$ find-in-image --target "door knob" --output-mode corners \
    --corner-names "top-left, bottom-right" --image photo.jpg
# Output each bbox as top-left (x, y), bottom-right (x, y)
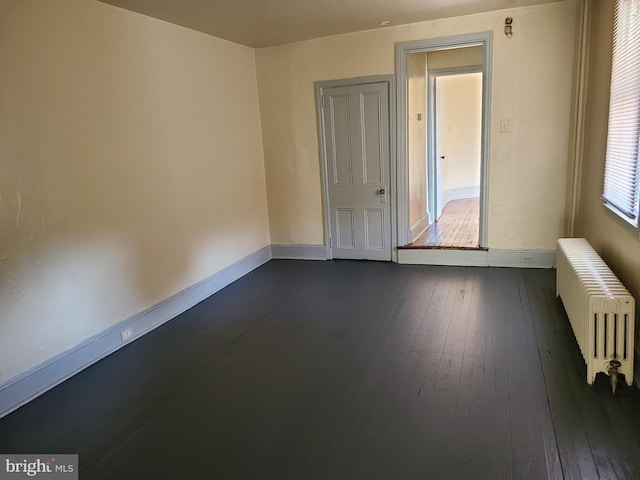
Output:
top-left (379, 188), bottom-right (385, 194)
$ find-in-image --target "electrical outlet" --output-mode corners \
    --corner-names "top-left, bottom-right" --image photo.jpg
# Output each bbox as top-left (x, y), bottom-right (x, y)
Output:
top-left (520, 255), bottom-right (534, 264)
top-left (500, 119), bottom-right (510, 133)
top-left (121, 327), bottom-right (134, 342)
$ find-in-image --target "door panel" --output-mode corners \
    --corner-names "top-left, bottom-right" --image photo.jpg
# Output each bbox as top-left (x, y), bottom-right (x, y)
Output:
top-left (322, 82), bottom-right (391, 261)
top-left (336, 208), bottom-right (355, 249)
top-left (362, 92), bottom-right (384, 185)
top-left (364, 208), bottom-right (385, 250)
top-left (330, 95), bottom-right (354, 185)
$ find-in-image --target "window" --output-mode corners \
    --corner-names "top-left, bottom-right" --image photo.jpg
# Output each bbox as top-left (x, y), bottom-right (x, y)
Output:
top-left (603, 0), bottom-right (640, 228)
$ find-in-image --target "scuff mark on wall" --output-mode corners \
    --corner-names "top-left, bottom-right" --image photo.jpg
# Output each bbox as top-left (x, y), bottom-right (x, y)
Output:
top-left (0, 193), bottom-right (5, 237)
top-left (15, 191), bottom-right (21, 225)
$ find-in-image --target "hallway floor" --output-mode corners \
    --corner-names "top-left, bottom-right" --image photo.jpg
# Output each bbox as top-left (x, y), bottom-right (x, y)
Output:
top-left (405, 196), bottom-right (481, 249)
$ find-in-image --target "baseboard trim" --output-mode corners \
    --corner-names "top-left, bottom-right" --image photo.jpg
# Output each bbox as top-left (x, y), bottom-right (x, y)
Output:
top-left (487, 249), bottom-right (556, 268)
top-left (410, 215), bottom-right (429, 242)
top-left (271, 244), bottom-right (327, 260)
top-left (441, 186), bottom-right (480, 207)
top-left (398, 248), bottom-right (556, 268)
top-left (0, 245), bottom-right (272, 419)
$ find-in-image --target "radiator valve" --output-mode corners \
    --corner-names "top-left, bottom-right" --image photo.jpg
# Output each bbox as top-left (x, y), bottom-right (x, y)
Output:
top-left (608, 360), bottom-right (622, 394)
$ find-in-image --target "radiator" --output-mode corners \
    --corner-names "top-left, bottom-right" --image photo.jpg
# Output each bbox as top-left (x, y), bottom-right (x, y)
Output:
top-left (557, 238), bottom-right (635, 387)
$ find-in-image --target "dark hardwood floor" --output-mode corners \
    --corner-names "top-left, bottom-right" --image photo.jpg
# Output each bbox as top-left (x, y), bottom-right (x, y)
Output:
top-left (1, 260), bottom-right (640, 479)
top-left (405, 197), bottom-right (481, 249)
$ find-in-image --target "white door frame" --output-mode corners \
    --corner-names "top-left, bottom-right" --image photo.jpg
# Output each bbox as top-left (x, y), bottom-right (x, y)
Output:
top-left (428, 66), bottom-right (483, 226)
top-left (315, 75), bottom-right (397, 261)
top-left (395, 33), bottom-right (493, 248)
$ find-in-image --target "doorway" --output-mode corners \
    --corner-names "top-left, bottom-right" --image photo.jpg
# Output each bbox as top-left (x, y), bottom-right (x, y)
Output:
top-left (411, 69), bottom-right (483, 249)
top-left (395, 33), bottom-right (492, 254)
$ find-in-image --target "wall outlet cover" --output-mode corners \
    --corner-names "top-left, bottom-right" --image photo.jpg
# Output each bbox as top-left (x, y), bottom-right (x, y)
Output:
top-left (120, 327), bottom-right (134, 342)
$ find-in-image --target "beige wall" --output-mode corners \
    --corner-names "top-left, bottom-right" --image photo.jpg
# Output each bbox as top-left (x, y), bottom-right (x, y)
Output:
top-left (256, 0), bottom-right (578, 249)
top-left (0, 0), bottom-right (270, 382)
top-left (408, 53), bottom-right (428, 230)
top-left (576, 1), bottom-right (640, 331)
top-left (439, 73), bottom-right (482, 205)
top-left (427, 45), bottom-right (483, 71)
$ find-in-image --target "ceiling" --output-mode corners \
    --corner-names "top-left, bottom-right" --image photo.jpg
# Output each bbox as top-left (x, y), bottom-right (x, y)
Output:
top-left (99, 0), bottom-right (564, 48)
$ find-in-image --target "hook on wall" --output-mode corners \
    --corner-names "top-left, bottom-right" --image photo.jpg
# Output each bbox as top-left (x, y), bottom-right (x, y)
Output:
top-left (505, 17), bottom-right (513, 38)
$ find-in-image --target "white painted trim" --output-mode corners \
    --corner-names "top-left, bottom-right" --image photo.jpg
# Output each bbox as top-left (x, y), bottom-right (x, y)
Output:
top-left (565, 0), bottom-right (591, 237)
top-left (398, 249), bottom-right (488, 266)
top-left (389, 77), bottom-right (398, 263)
top-left (315, 83), bottom-right (335, 261)
top-left (0, 245), bottom-right (272, 419)
top-left (410, 214), bottom-right (430, 242)
top-left (271, 244), bottom-right (327, 260)
top-left (396, 32), bottom-right (493, 248)
top-left (428, 65), bottom-right (483, 76)
top-left (398, 248), bottom-right (556, 268)
top-left (427, 72), bottom-right (441, 223)
top-left (441, 186), bottom-right (480, 207)
top-left (314, 75), bottom-right (397, 262)
top-left (487, 249), bottom-right (556, 268)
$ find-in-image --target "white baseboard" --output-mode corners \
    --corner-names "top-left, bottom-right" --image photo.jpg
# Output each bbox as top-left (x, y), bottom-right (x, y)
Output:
top-left (398, 248), bottom-right (556, 268)
top-left (441, 186), bottom-right (480, 207)
top-left (0, 245), bottom-right (272, 419)
top-left (487, 249), bottom-right (556, 268)
top-left (271, 244), bottom-right (327, 260)
top-left (410, 214), bottom-right (429, 242)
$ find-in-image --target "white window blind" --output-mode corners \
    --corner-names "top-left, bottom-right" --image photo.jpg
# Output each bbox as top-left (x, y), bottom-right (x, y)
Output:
top-left (603, 0), bottom-right (640, 228)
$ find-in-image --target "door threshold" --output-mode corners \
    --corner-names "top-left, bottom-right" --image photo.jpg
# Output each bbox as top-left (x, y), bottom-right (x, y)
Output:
top-left (398, 248), bottom-right (488, 266)
top-left (398, 245), bottom-right (488, 251)
top-left (397, 248), bottom-right (556, 268)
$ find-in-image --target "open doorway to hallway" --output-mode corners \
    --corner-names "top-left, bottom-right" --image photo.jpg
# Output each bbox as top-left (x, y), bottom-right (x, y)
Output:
top-left (402, 45), bottom-right (486, 250)
top-left (409, 69), bottom-right (483, 249)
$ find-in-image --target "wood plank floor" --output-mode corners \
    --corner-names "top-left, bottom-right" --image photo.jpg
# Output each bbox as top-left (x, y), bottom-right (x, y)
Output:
top-left (405, 197), bottom-right (481, 249)
top-left (1, 260), bottom-right (640, 479)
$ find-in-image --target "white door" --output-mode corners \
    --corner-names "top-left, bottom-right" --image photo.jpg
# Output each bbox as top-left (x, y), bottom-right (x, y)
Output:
top-left (427, 75), bottom-right (444, 225)
top-left (433, 79), bottom-right (443, 222)
top-left (321, 82), bottom-right (391, 261)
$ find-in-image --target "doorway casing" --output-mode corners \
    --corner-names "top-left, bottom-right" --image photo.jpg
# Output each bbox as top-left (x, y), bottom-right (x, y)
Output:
top-left (395, 33), bottom-right (493, 249)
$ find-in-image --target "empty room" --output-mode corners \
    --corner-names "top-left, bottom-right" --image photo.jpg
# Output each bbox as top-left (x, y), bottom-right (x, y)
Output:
top-left (1, 0), bottom-right (640, 478)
